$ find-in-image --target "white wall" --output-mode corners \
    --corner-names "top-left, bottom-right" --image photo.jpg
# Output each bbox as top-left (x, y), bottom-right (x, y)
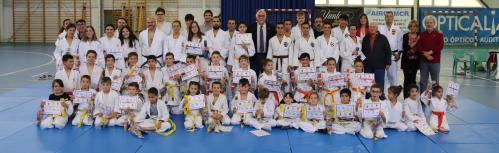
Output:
top-left (1, 0), bottom-right (13, 42)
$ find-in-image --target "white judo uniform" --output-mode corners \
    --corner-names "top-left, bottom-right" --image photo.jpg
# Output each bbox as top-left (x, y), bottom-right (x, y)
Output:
top-left (340, 36), bottom-right (362, 72)
top-left (228, 33), bottom-right (255, 69)
top-left (421, 95), bottom-right (451, 131)
top-left (164, 35), bottom-right (187, 63)
top-left (40, 99), bottom-right (74, 129)
top-left (359, 99), bottom-right (389, 139)
top-left (139, 29), bottom-right (166, 67)
top-left (71, 89), bottom-right (97, 126)
top-left (403, 97), bottom-right (426, 131)
top-left (385, 100), bottom-right (408, 131)
top-left (332, 27), bottom-right (349, 43)
top-left (206, 94), bottom-right (231, 125)
top-left (103, 67), bottom-right (123, 91)
top-left (79, 64), bottom-right (103, 90)
top-left (258, 71), bottom-right (283, 104)
top-left (292, 36), bottom-right (321, 67)
top-left (230, 92), bottom-right (258, 125)
top-left (291, 25), bottom-right (315, 41)
top-left (157, 21), bottom-right (172, 36)
top-left (331, 103), bottom-right (362, 135)
top-left (249, 98), bottom-right (277, 130)
top-left (114, 95), bottom-right (144, 126)
top-left (275, 103), bottom-right (301, 129)
top-left (299, 104), bottom-right (327, 133)
top-left (143, 67), bottom-right (164, 91)
top-left (316, 34), bottom-right (340, 65)
top-left (55, 69), bottom-right (80, 93)
top-left (161, 65), bottom-right (182, 114)
top-left (206, 29), bottom-right (230, 61)
top-left (267, 35), bottom-right (293, 75)
top-left (78, 40), bottom-right (104, 67)
top-left (119, 40), bottom-right (141, 69)
top-left (135, 100), bottom-right (172, 132)
top-left (378, 23), bottom-right (403, 86)
top-left (180, 94), bottom-right (205, 129)
top-left (93, 90), bottom-right (121, 127)
top-left (54, 36), bottom-right (80, 70)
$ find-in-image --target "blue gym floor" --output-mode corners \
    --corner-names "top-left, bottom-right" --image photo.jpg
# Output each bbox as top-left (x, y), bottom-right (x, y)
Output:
top-left (0, 44), bottom-right (498, 153)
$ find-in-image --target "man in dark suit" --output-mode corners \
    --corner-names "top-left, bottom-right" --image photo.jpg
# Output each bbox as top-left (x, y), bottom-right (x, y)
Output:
top-left (362, 23), bottom-right (391, 91)
top-left (248, 9), bottom-right (276, 76)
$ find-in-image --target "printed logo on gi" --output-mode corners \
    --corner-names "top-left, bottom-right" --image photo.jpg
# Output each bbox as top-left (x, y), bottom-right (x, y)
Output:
top-left (283, 42), bottom-right (288, 47)
top-left (310, 42), bottom-right (314, 47)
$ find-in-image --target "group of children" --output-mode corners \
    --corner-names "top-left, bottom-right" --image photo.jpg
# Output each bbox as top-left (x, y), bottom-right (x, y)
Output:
top-left (37, 48), bottom-right (457, 139)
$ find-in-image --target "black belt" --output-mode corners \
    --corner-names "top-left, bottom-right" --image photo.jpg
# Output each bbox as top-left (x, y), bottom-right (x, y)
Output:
top-left (273, 55), bottom-right (289, 70)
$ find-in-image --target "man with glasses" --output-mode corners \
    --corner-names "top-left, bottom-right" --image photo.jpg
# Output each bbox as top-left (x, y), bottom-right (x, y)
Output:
top-left (248, 9), bottom-right (276, 76)
top-left (200, 10), bottom-right (213, 33)
top-left (155, 7), bottom-right (172, 36)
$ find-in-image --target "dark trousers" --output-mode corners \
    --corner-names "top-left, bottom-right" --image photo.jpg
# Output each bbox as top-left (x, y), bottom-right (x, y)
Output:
top-left (250, 53), bottom-right (267, 77)
top-left (402, 68), bottom-right (418, 98)
top-left (364, 66), bottom-right (386, 93)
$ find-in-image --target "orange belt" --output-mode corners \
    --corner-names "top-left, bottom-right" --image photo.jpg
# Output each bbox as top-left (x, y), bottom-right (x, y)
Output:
top-left (270, 91), bottom-right (280, 106)
top-left (432, 111), bottom-right (445, 130)
top-left (296, 88), bottom-right (313, 101)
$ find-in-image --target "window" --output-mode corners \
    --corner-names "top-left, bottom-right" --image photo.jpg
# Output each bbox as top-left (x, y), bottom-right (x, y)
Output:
top-left (434, 0), bottom-right (450, 6)
top-left (398, 0), bottom-right (414, 5)
top-left (451, 0), bottom-right (482, 7)
top-left (348, 0), bottom-right (363, 5)
top-left (381, 0), bottom-right (397, 5)
top-left (364, 0), bottom-right (378, 5)
top-left (329, 0), bottom-right (345, 5)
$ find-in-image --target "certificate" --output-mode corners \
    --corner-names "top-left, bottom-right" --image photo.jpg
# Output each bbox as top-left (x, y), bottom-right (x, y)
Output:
top-left (186, 42), bottom-right (203, 55)
top-left (327, 73), bottom-right (346, 87)
top-left (181, 65), bottom-right (199, 81)
top-left (355, 73), bottom-right (374, 87)
top-left (119, 96), bottom-right (139, 110)
top-left (107, 48), bottom-right (124, 59)
top-left (264, 80), bottom-right (280, 91)
top-left (445, 80), bottom-right (460, 97)
top-left (43, 100), bottom-right (62, 115)
top-left (362, 103), bottom-right (381, 119)
top-left (207, 66), bottom-right (224, 79)
top-left (235, 33), bottom-right (253, 45)
top-left (283, 104), bottom-right (301, 118)
top-left (306, 106), bottom-right (324, 120)
top-left (336, 104), bottom-right (355, 119)
top-left (236, 100), bottom-right (254, 113)
top-left (188, 94), bottom-right (205, 110)
top-left (232, 70), bottom-right (252, 84)
top-left (296, 67), bottom-right (317, 81)
top-left (74, 90), bottom-right (93, 104)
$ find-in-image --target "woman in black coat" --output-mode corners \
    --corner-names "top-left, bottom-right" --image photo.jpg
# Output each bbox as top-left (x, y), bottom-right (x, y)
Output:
top-left (401, 20), bottom-right (420, 98)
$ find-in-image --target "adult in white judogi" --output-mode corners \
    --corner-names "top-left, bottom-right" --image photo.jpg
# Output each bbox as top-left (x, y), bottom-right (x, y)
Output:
top-left (333, 14), bottom-right (350, 43)
top-left (54, 30), bottom-right (80, 70)
top-left (378, 11), bottom-right (403, 86)
top-left (206, 17), bottom-right (230, 61)
top-left (292, 24), bottom-right (320, 67)
top-left (135, 99), bottom-right (172, 132)
top-left (291, 12), bottom-right (315, 40)
top-left (267, 23), bottom-right (293, 75)
top-left (340, 26), bottom-right (362, 72)
top-left (316, 23), bottom-right (340, 65)
top-left (139, 17), bottom-right (166, 67)
top-left (165, 21), bottom-right (187, 63)
top-left (78, 26), bottom-right (103, 67)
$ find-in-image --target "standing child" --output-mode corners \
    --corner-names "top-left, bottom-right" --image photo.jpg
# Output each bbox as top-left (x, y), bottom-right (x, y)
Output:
top-left (319, 58), bottom-right (341, 128)
top-left (181, 55), bottom-right (203, 94)
top-left (403, 84), bottom-right (426, 131)
top-left (230, 78), bottom-right (258, 126)
top-left (94, 77), bottom-right (120, 127)
top-left (331, 88), bottom-right (362, 135)
top-left (228, 22), bottom-right (255, 70)
top-left (38, 79), bottom-right (73, 129)
top-left (258, 59), bottom-right (284, 106)
top-left (55, 54), bottom-right (80, 93)
top-left (161, 52), bottom-right (183, 114)
top-left (298, 92), bottom-right (326, 133)
top-left (143, 55), bottom-right (164, 91)
top-left (135, 87), bottom-right (172, 133)
top-left (103, 54), bottom-right (123, 92)
top-left (348, 59), bottom-right (367, 104)
top-left (71, 75), bottom-right (97, 126)
top-left (122, 52), bottom-right (145, 93)
top-left (275, 93), bottom-right (301, 129)
top-left (206, 82), bottom-right (231, 132)
top-left (249, 88), bottom-right (277, 131)
top-left (205, 51), bottom-right (229, 92)
top-left (180, 81), bottom-right (205, 130)
top-left (291, 53), bottom-right (317, 103)
top-left (231, 55), bottom-right (257, 93)
top-left (385, 86), bottom-right (408, 131)
top-left (421, 84), bottom-right (455, 132)
top-left (359, 84), bottom-right (389, 139)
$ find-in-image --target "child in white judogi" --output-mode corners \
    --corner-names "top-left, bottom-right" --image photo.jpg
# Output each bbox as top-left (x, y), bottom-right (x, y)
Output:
top-left (122, 53), bottom-right (144, 88)
top-left (38, 79), bottom-right (74, 129)
top-left (421, 84), bottom-right (456, 132)
top-left (231, 55), bottom-right (258, 94)
top-left (103, 54), bottom-right (123, 92)
top-left (71, 75), bottom-right (97, 126)
top-left (161, 53), bottom-right (182, 114)
top-left (316, 23), bottom-right (340, 65)
top-left (291, 53), bottom-right (316, 103)
top-left (319, 58), bottom-right (342, 133)
top-left (204, 51), bottom-right (229, 93)
top-left (55, 54), bottom-right (80, 93)
top-left (164, 21), bottom-right (187, 63)
top-left (258, 59), bottom-right (284, 106)
top-left (291, 23), bottom-right (321, 67)
top-left (348, 59), bottom-right (368, 104)
top-left (180, 82), bottom-right (205, 130)
top-left (331, 88), bottom-right (361, 135)
top-left (181, 55), bottom-right (203, 94)
top-left (93, 77), bottom-right (120, 127)
top-left (275, 93), bottom-right (301, 129)
top-left (206, 82), bottom-right (231, 132)
top-left (385, 86), bottom-right (408, 131)
top-left (298, 93), bottom-right (326, 133)
top-left (143, 55), bottom-right (164, 91)
top-left (359, 84), bottom-right (389, 139)
top-left (249, 88), bottom-right (277, 131)
top-left (340, 26), bottom-right (362, 72)
top-left (79, 50), bottom-right (103, 90)
top-left (54, 24), bottom-right (79, 70)
top-left (267, 22), bottom-right (293, 76)
top-left (230, 78), bottom-right (258, 126)
top-left (228, 23), bottom-right (255, 70)
top-left (403, 85), bottom-right (426, 131)
top-left (135, 87), bottom-right (171, 132)
top-left (114, 83), bottom-right (144, 127)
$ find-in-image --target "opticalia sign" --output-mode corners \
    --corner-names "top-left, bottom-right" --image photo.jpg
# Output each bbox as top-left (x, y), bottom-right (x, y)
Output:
top-left (419, 8), bottom-right (499, 45)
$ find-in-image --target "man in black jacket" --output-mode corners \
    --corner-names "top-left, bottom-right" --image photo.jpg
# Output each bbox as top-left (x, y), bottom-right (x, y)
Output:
top-left (362, 23), bottom-right (391, 91)
top-left (248, 9), bottom-right (276, 76)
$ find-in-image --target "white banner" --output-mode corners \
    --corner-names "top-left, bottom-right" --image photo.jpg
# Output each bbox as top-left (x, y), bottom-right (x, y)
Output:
top-left (364, 8), bottom-right (412, 33)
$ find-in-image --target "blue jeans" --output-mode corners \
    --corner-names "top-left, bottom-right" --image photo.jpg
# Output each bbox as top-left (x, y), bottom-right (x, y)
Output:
top-left (419, 61), bottom-right (440, 91)
top-left (364, 66), bottom-right (386, 92)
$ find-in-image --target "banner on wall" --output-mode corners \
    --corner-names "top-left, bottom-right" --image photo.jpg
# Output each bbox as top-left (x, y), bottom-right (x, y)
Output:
top-left (419, 8), bottom-right (499, 46)
top-left (314, 7), bottom-right (363, 27)
top-left (364, 8), bottom-right (412, 33)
